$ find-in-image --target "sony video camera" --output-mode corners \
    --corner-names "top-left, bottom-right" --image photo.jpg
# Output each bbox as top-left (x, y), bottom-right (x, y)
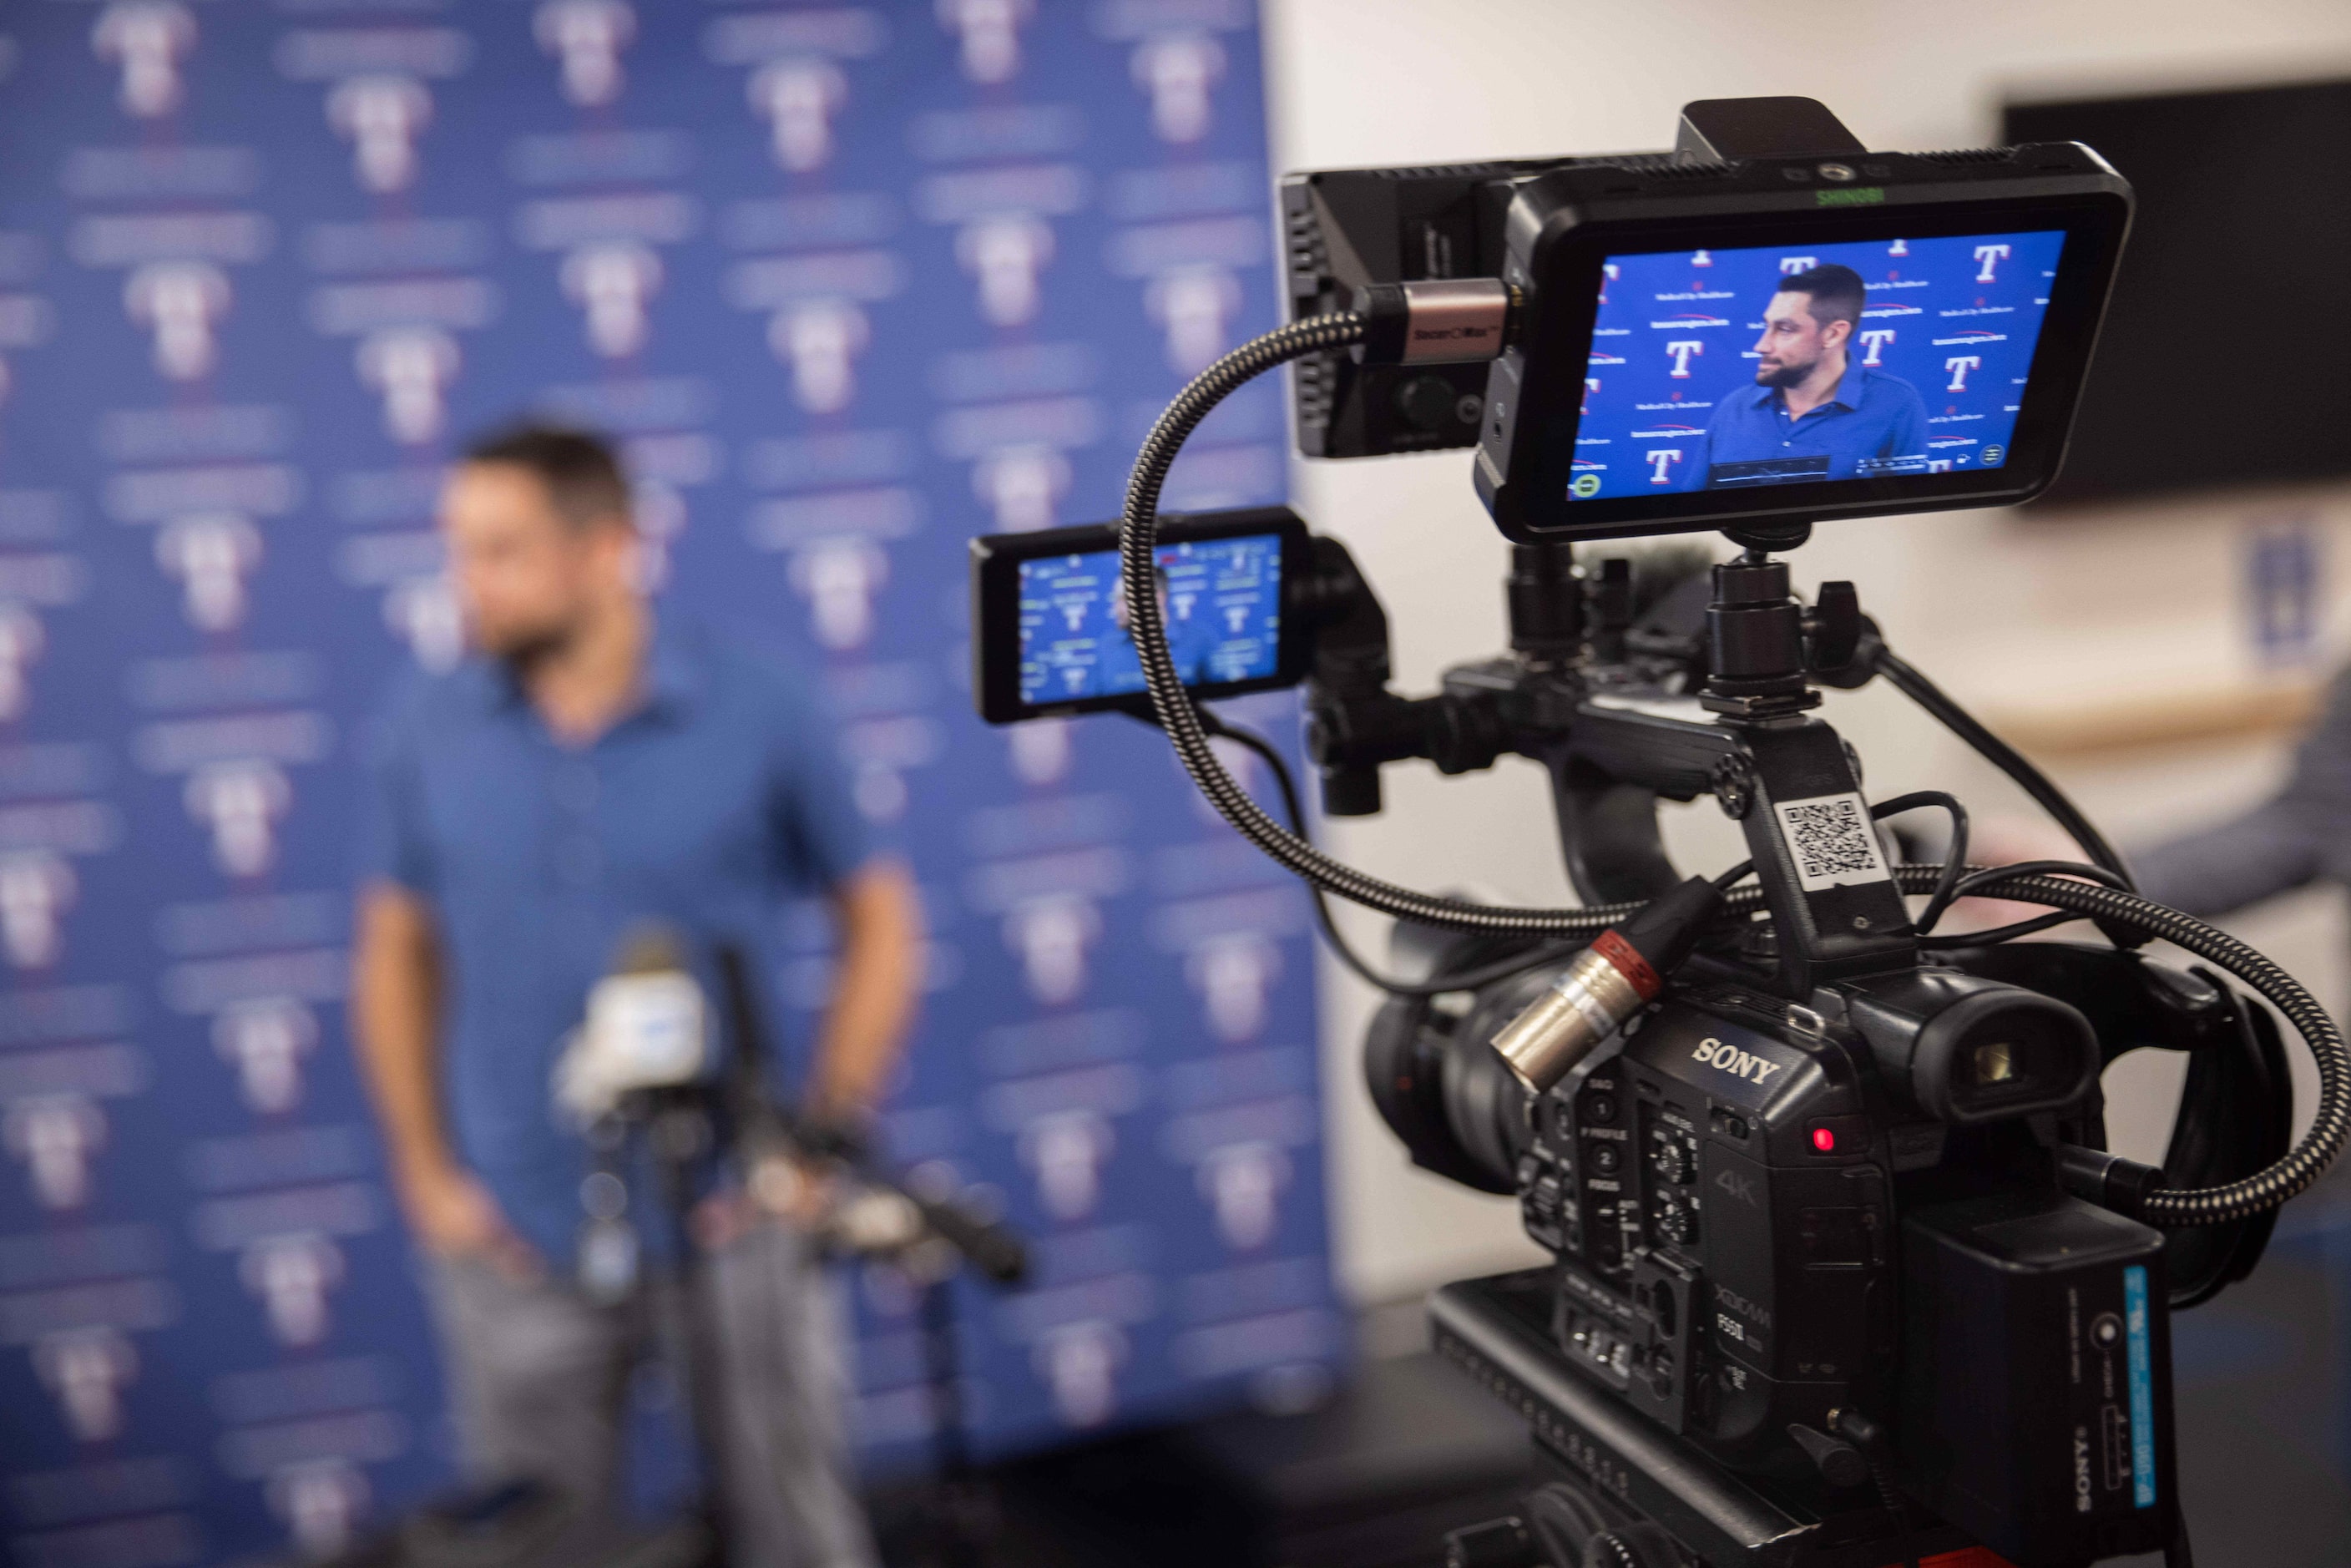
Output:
top-left (968, 99), bottom-right (2345, 1568)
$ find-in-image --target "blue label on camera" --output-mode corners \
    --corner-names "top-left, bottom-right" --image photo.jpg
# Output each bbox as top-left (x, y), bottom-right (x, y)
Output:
top-left (2125, 1264), bottom-right (2157, 1507)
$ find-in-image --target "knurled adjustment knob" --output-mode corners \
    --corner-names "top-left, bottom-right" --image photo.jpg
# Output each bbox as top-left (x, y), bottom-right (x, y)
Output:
top-left (1651, 1138), bottom-right (1696, 1185)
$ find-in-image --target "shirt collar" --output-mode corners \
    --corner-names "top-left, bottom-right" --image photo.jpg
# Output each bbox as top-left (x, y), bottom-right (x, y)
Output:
top-left (1754, 356), bottom-right (1868, 416)
top-left (466, 615), bottom-right (704, 724)
top-left (1828, 353), bottom-right (1868, 410)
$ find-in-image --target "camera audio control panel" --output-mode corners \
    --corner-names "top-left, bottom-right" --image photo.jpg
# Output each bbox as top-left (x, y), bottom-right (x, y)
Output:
top-left (1517, 993), bottom-right (1893, 1455)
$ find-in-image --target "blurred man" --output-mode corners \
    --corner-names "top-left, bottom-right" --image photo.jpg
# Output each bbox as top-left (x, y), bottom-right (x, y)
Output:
top-left (1692, 263), bottom-right (1929, 488)
top-left (351, 425), bottom-right (920, 1568)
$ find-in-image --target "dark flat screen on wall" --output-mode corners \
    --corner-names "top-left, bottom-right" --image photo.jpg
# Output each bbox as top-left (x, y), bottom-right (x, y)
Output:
top-left (2005, 80), bottom-right (2351, 506)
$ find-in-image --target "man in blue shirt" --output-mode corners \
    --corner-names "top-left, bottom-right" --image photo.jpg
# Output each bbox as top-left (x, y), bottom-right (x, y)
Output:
top-left (351, 426), bottom-right (920, 1568)
top-left (1687, 263), bottom-right (1929, 489)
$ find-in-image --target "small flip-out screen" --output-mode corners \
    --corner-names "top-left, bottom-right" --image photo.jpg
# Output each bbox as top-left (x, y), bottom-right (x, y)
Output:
top-left (1568, 230), bottom-right (2066, 501)
top-left (1016, 532), bottom-right (1284, 707)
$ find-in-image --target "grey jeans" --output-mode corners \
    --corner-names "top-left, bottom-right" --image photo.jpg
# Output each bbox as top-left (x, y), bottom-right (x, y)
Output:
top-left (424, 1223), bottom-right (877, 1568)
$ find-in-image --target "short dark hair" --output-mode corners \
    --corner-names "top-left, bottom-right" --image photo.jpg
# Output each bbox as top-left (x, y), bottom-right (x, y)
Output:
top-left (461, 422), bottom-right (632, 530)
top-left (1774, 263), bottom-right (1867, 331)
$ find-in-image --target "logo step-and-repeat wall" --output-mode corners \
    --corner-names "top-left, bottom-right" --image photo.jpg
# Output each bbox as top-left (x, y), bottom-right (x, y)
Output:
top-left (0, 4), bottom-right (1340, 1564)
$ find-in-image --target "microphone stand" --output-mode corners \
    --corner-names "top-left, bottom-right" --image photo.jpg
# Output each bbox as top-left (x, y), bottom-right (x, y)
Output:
top-left (919, 1274), bottom-right (981, 1568)
top-left (601, 1080), bottom-right (733, 1568)
top-left (711, 946), bottom-right (1029, 1568)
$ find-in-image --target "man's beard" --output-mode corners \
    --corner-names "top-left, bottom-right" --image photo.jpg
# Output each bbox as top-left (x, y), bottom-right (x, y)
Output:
top-left (483, 617), bottom-right (579, 674)
top-left (1756, 355), bottom-right (1817, 389)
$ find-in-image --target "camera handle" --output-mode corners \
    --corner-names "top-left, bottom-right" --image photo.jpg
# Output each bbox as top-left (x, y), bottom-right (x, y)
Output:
top-left (1307, 531), bottom-right (1918, 997)
top-left (1701, 546), bottom-right (1919, 994)
top-left (1562, 544), bottom-right (1917, 996)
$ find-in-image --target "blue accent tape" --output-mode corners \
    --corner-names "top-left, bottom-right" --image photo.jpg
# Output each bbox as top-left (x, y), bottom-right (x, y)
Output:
top-left (2125, 1264), bottom-right (2157, 1507)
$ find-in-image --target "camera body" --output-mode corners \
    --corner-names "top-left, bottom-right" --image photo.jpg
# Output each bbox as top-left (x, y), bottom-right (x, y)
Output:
top-left (1371, 938), bottom-right (2181, 1563)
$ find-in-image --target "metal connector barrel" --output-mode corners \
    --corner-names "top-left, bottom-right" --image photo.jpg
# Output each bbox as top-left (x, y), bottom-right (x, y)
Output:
top-left (1350, 278), bottom-right (1515, 365)
top-left (1489, 945), bottom-right (1645, 1095)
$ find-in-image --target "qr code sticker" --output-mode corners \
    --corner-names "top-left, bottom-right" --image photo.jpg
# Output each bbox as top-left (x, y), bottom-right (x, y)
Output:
top-left (1772, 792), bottom-right (1891, 892)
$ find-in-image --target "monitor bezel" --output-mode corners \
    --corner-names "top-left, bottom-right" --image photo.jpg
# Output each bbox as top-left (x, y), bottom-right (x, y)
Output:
top-left (1482, 188), bottom-right (2132, 541)
top-left (970, 505), bottom-right (1312, 725)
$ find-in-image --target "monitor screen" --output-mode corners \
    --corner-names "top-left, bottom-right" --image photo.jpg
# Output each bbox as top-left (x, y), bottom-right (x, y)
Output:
top-left (1567, 230), bottom-right (2068, 502)
top-left (1016, 532), bottom-right (1284, 706)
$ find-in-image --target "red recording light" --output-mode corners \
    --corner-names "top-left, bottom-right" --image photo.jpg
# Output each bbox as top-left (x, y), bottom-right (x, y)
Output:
top-left (1811, 1125), bottom-right (1837, 1153)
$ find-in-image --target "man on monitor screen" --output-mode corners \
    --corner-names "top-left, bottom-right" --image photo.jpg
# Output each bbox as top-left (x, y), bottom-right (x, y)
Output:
top-left (1691, 263), bottom-right (1930, 488)
top-left (1107, 559), bottom-right (1222, 686)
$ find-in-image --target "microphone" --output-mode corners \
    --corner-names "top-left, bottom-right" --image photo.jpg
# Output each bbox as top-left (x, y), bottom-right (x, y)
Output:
top-left (906, 1189), bottom-right (1029, 1286)
top-left (555, 926), bottom-right (714, 1302)
top-left (553, 925), bottom-right (710, 1125)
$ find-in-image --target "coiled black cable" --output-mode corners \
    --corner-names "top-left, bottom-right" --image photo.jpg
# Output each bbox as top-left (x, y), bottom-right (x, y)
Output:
top-left (1116, 311), bottom-right (1625, 938)
top-left (1880, 863), bottom-right (2350, 1227)
top-left (1866, 790), bottom-right (1970, 930)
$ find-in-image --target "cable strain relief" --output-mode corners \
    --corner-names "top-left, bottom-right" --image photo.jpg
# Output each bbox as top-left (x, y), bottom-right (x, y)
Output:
top-left (1346, 285), bottom-right (1408, 363)
top-left (2057, 1144), bottom-right (2170, 1220)
top-left (1616, 874), bottom-right (1726, 984)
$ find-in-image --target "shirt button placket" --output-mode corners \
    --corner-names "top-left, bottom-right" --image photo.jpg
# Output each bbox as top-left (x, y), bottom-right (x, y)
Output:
top-left (553, 757), bottom-right (602, 889)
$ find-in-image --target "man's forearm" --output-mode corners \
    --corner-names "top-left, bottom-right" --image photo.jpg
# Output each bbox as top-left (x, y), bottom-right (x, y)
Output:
top-left (351, 882), bottom-right (456, 1189)
top-left (808, 859), bottom-right (923, 1120)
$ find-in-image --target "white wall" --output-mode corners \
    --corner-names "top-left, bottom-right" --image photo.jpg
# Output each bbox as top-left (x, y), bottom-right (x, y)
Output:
top-left (1258, 0), bottom-right (2351, 1306)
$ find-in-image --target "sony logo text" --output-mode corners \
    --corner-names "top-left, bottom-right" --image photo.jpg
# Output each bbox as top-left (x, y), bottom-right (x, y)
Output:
top-left (1691, 1037), bottom-right (1783, 1085)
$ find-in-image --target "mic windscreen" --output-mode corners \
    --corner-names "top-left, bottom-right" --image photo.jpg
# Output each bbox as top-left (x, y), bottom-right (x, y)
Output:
top-left (613, 923), bottom-right (689, 976)
top-left (552, 923), bottom-right (707, 1122)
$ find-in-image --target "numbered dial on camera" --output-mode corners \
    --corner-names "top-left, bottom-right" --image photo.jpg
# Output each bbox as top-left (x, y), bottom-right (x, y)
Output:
top-left (1644, 1110), bottom-right (1703, 1252)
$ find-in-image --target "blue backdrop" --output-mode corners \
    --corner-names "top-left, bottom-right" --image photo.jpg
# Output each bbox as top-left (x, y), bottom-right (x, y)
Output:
top-left (0, 3), bottom-right (1340, 1564)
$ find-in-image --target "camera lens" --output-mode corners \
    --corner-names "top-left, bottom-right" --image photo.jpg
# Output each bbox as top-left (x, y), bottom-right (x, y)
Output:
top-left (1362, 965), bottom-right (1545, 1194)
